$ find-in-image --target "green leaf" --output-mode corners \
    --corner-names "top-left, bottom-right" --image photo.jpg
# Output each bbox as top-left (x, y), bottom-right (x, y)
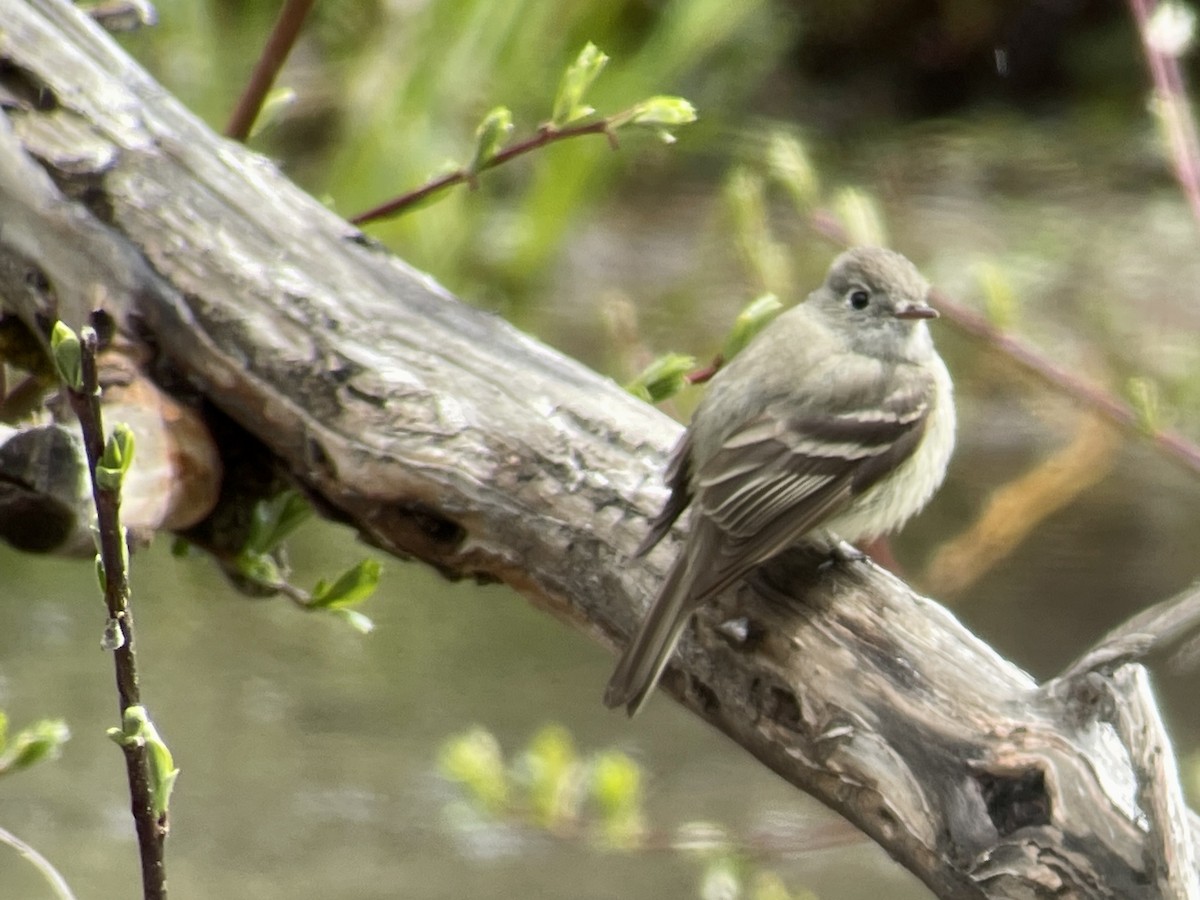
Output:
top-left (626, 95), bottom-right (696, 127)
top-left (49, 321), bottom-right (83, 391)
top-left (234, 550), bottom-right (282, 586)
top-left (0, 718), bottom-right (70, 777)
top-left (310, 558), bottom-right (382, 609)
top-left (551, 42), bottom-right (609, 126)
top-left (109, 706), bottom-right (178, 818)
top-left (245, 490), bottom-right (311, 557)
top-left (96, 422), bottom-right (135, 492)
top-left (625, 353), bottom-right (696, 403)
top-left (722, 293), bottom-right (782, 362)
top-left (468, 106), bottom-right (514, 175)
top-left (611, 95), bottom-right (697, 143)
top-left (331, 607), bottom-right (375, 634)
top-left (248, 86), bottom-right (297, 139)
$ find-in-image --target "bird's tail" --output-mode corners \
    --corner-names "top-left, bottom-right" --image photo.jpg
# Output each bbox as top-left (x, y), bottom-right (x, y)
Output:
top-left (603, 555), bottom-right (695, 717)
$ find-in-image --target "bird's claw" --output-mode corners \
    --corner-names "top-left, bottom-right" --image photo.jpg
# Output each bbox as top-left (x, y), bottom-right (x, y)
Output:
top-left (818, 540), bottom-right (867, 570)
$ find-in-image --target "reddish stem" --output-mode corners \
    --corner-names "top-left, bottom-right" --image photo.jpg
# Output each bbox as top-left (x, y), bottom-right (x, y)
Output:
top-left (225, 0), bottom-right (316, 142)
top-left (931, 288), bottom-right (1200, 477)
top-left (1127, 0), bottom-right (1200, 228)
top-left (350, 120), bottom-right (615, 225)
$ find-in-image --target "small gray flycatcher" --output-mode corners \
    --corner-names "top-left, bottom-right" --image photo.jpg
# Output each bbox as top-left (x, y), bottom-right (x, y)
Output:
top-left (605, 246), bottom-right (956, 716)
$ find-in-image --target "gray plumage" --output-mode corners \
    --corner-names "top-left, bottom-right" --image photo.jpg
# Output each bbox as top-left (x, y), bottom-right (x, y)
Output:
top-left (604, 246), bottom-right (955, 716)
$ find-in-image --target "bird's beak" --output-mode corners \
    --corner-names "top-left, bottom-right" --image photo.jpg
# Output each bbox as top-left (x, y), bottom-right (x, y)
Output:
top-left (893, 302), bottom-right (939, 320)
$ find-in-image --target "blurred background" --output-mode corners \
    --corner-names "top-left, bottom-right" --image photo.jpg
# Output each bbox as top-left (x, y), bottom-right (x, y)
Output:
top-left (3, 0), bottom-right (1200, 897)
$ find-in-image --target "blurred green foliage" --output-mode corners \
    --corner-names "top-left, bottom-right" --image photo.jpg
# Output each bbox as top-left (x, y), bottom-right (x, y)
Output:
top-left (439, 723), bottom-right (822, 898)
top-left (0, 712), bottom-right (69, 778)
top-left (121, 0), bottom-right (795, 320)
top-left (439, 722), bottom-right (644, 843)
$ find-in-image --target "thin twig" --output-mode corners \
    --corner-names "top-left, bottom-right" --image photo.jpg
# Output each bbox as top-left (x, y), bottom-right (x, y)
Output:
top-left (1127, 0), bottom-right (1200, 228)
top-left (225, 0), bottom-right (316, 142)
top-left (64, 329), bottom-right (167, 900)
top-left (932, 287), bottom-right (1200, 477)
top-left (0, 824), bottom-right (77, 900)
top-left (684, 358), bottom-right (721, 385)
top-left (1055, 580), bottom-right (1200, 682)
top-left (349, 120), bottom-right (615, 225)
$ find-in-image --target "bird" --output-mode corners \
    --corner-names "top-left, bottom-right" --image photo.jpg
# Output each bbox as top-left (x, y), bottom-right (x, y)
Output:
top-left (604, 246), bottom-right (955, 716)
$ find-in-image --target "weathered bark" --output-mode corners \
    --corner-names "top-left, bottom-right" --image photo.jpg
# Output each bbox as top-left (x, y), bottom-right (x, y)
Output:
top-left (1, 2), bottom-right (1198, 897)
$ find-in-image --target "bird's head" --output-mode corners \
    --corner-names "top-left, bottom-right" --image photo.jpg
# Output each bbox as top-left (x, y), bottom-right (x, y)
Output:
top-left (811, 246), bottom-right (938, 360)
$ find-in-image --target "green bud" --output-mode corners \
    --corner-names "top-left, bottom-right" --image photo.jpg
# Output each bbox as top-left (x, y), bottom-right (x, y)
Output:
top-left (50, 321), bottom-right (83, 391)
top-left (133, 707), bottom-right (177, 818)
top-left (309, 558), bottom-right (382, 609)
top-left (249, 87), bottom-right (297, 139)
top-left (96, 422), bottom-right (135, 492)
top-left (611, 95), bottom-right (697, 143)
top-left (625, 353), bottom-right (697, 403)
top-left (722, 293), bottom-right (782, 361)
top-left (235, 550), bottom-right (282, 586)
top-left (468, 106), bottom-right (514, 175)
top-left (245, 490), bottom-right (311, 557)
top-left (551, 42), bottom-right (609, 126)
top-left (109, 706), bottom-right (178, 818)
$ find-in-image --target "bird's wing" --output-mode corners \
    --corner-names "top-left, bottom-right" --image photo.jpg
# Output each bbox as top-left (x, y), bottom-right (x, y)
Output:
top-left (633, 430), bottom-right (694, 558)
top-left (691, 363), bottom-right (933, 590)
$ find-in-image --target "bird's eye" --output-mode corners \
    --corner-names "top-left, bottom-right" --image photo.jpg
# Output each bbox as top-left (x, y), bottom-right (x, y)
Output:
top-left (848, 289), bottom-right (870, 310)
